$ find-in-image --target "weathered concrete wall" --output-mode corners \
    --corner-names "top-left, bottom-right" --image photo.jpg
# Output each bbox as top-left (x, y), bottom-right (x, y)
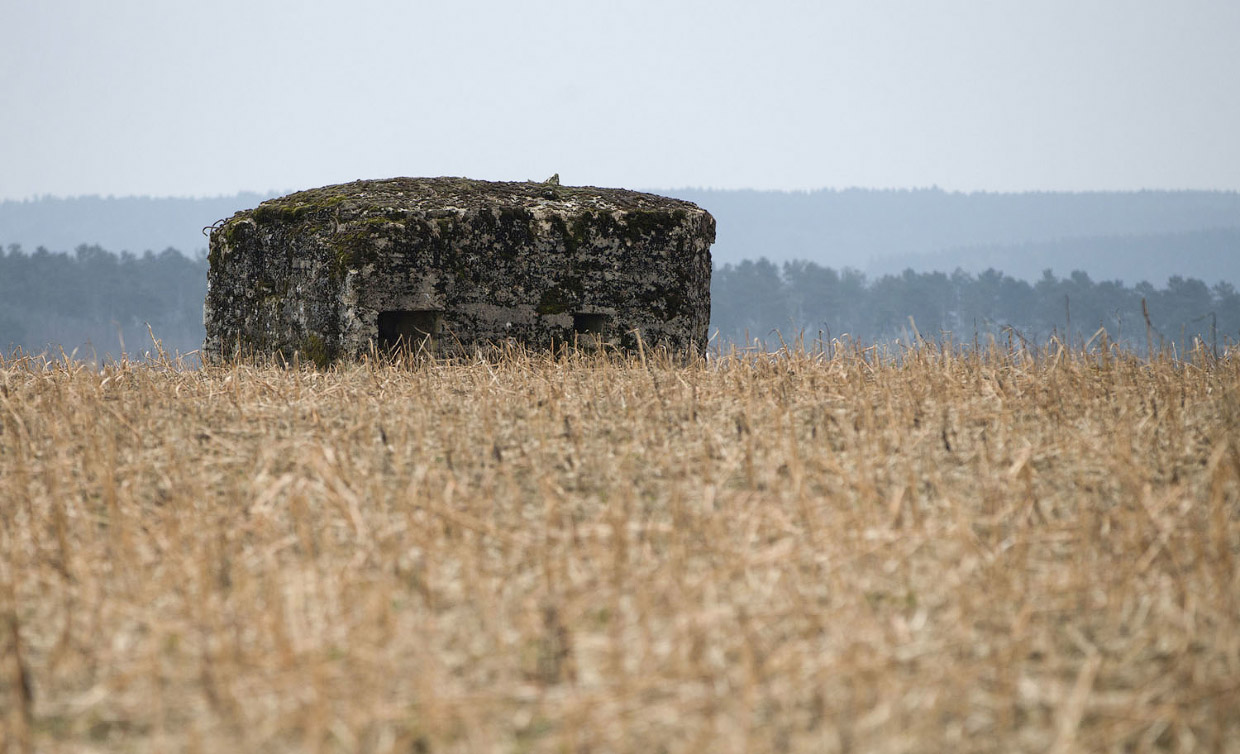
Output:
top-left (204, 177), bottom-right (714, 364)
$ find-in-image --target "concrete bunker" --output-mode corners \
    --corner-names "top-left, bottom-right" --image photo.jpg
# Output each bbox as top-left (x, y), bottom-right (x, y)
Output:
top-left (204, 177), bottom-right (715, 364)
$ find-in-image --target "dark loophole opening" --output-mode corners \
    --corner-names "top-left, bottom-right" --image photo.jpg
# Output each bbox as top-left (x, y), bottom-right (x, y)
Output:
top-left (378, 310), bottom-right (443, 352)
top-left (573, 313), bottom-right (609, 336)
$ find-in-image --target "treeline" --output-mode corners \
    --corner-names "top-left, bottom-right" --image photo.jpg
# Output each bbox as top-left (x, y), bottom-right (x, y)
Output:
top-left (868, 227), bottom-right (1240, 288)
top-left (712, 259), bottom-right (1240, 353)
top-left (1, 244), bottom-right (1236, 360)
top-left (0, 193), bottom-right (271, 261)
top-left (7, 189), bottom-right (1240, 282)
top-left (0, 244), bottom-right (208, 359)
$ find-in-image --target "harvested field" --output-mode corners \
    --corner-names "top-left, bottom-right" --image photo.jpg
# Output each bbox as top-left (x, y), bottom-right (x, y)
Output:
top-left (1, 345), bottom-right (1238, 753)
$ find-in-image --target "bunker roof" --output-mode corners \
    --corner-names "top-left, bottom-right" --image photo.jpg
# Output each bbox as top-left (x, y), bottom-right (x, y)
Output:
top-left (231, 176), bottom-right (705, 223)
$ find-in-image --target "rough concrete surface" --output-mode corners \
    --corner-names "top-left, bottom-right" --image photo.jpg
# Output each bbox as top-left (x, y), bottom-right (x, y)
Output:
top-left (204, 177), bottom-right (715, 364)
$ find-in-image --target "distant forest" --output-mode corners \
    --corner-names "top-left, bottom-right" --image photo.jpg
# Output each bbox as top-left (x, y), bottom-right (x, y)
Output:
top-left (4, 188), bottom-right (1240, 285)
top-left (668, 188), bottom-right (1240, 284)
top-left (1, 244), bottom-right (1234, 361)
top-left (712, 259), bottom-right (1237, 353)
top-left (0, 245), bottom-right (207, 359)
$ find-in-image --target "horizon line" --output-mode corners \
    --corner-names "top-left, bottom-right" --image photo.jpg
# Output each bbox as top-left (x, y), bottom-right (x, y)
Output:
top-left (5, 184), bottom-right (1240, 203)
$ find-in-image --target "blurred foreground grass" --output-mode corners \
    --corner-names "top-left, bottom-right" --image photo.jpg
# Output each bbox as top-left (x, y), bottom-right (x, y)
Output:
top-left (1, 345), bottom-right (1238, 753)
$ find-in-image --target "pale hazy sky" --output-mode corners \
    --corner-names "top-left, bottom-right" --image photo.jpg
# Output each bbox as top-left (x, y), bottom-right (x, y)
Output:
top-left (2, 0), bottom-right (1238, 200)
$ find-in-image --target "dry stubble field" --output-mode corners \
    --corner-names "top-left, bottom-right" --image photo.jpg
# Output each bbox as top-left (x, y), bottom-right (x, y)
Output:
top-left (1, 343), bottom-right (1239, 753)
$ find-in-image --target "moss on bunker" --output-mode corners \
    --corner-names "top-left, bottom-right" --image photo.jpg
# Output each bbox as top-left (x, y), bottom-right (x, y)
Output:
top-left (253, 204), bottom-right (306, 225)
top-left (536, 285), bottom-right (574, 315)
top-left (209, 220), bottom-right (253, 269)
top-left (300, 334), bottom-right (331, 368)
top-left (620, 210), bottom-right (676, 243)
